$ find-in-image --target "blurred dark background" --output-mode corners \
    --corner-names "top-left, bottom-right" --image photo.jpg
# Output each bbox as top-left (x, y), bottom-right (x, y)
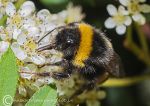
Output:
top-left (31, 0), bottom-right (150, 106)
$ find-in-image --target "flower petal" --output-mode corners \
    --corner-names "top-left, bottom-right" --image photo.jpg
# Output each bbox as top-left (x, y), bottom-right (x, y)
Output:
top-left (140, 4), bottom-right (150, 13)
top-left (17, 34), bottom-right (27, 45)
top-left (104, 17), bottom-right (116, 29)
top-left (37, 9), bottom-right (51, 21)
top-left (33, 79), bottom-right (45, 87)
top-left (44, 23), bottom-right (56, 32)
top-left (13, 28), bottom-right (21, 39)
top-left (0, 41), bottom-right (9, 53)
top-left (31, 54), bottom-right (45, 65)
top-left (124, 16), bottom-right (132, 26)
top-left (19, 1), bottom-right (35, 17)
top-left (119, 0), bottom-right (130, 6)
top-left (6, 2), bottom-right (16, 17)
top-left (107, 4), bottom-right (117, 16)
top-left (27, 27), bottom-right (40, 37)
top-left (26, 64), bottom-right (38, 72)
top-left (132, 13), bottom-right (146, 25)
top-left (22, 18), bottom-right (36, 29)
top-left (116, 25), bottom-right (126, 35)
top-left (118, 6), bottom-right (129, 15)
top-left (11, 42), bottom-right (27, 60)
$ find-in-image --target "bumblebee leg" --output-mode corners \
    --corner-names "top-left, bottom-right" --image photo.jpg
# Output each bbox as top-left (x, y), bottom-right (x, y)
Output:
top-left (52, 59), bottom-right (73, 80)
top-left (52, 72), bottom-right (70, 80)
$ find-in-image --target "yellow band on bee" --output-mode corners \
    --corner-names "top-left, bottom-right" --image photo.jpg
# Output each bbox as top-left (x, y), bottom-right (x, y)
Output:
top-left (73, 23), bottom-right (93, 67)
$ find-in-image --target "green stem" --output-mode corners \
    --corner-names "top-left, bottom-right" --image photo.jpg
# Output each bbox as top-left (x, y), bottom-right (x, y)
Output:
top-left (101, 74), bottom-right (150, 87)
top-left (134, 23), bottom-right (150, 65)
top-left (126, 26), bottom-right (142, 55)
top-left (124, 26), bottom-right (150, 66)
top-left (135, 23), bottom-right (149, 54)
top-left (126, 25), bottom-right (132, 42)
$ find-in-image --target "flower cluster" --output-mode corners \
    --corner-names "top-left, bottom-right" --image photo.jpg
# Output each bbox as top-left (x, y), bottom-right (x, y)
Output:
top-left (0, 0), bottom-right (84, 97)
top-left (105, 0), bottom-right (150, 35)
top-left (0, 0), bottom-right (18, 19)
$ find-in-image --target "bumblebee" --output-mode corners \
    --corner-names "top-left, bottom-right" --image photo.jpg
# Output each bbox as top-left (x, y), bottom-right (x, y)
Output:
top-left (37, 22), bottom-right (123, 95)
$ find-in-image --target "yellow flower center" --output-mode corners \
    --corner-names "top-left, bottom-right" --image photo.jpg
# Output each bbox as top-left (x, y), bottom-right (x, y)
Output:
top-left (113, 14), bottom-right (125, 25)
top-left (16, 59), bottom-right (24, 66)
top-left (23, 38), bottom-right (37, 55)
top-left (128, 1), bottom-right (140, 14)
top-left (36, 18), bottom-right (43, 25)
top-left (11, 14), bottom-right (22, 28)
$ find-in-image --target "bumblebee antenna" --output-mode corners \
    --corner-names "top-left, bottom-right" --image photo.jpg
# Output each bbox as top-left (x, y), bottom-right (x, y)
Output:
top-left (37, 26), bottom-right (64, 43)
top-left (37, 43), bottom-right (56, 52)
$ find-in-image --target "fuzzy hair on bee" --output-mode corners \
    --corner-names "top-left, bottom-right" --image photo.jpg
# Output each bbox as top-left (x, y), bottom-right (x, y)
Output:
top-left (37, 22), bottom-right (124, 96)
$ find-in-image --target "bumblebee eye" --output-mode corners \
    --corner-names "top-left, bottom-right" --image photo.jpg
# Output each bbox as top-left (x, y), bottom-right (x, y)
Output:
top-left (67, 39), bottom-right (74, 44)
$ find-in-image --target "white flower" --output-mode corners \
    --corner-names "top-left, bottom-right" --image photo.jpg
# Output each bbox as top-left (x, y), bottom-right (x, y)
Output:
top-left (11, 33), bottom-right (46, 65)
top-left (36, 9), bottom-right (69, 39)
top-left (36, 9), bottom-right (57, 38)
top-left (5, 1), bottom-right (35, 39)
top-left (0, 41), bottom-right (9, 57)
top-left (0, 6), bottom-right (36, 42)
top-left (105, 4), bottom-right (132, 35)
top-left (119, 0), bottom-right (150, 25)
top-left (0, 0), bottom-right (17, 19)
top-left (65, 3), bottom-right (85, 23)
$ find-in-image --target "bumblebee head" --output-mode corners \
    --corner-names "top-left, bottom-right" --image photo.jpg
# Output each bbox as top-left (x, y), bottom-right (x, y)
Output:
top-left (37, 23), bottom-right (80, 59)
top-left (55, 26), bottom-right (81, 59)
top-left (55, 27), bottom-right (80, 50)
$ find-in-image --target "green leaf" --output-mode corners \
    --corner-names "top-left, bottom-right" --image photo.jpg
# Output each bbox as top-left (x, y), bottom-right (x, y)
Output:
top-left (25, 86), bottom-right (57, 106)
top-left (0, 48), bottom-right (19, 106)
top-left (0, 15), bottom-right (7, 26)
top-left (40, 0), bottom-right (68, 5)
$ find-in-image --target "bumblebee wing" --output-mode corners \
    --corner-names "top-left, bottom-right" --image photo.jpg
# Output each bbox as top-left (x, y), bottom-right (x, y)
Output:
top-left (107, 52), bottom-right (125, 77)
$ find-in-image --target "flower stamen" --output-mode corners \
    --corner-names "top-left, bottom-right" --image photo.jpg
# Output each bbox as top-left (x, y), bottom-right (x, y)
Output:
top-left (128, 1), bottom-right (140, 14)
top-left (11, 14), bottom-right (22, 28)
